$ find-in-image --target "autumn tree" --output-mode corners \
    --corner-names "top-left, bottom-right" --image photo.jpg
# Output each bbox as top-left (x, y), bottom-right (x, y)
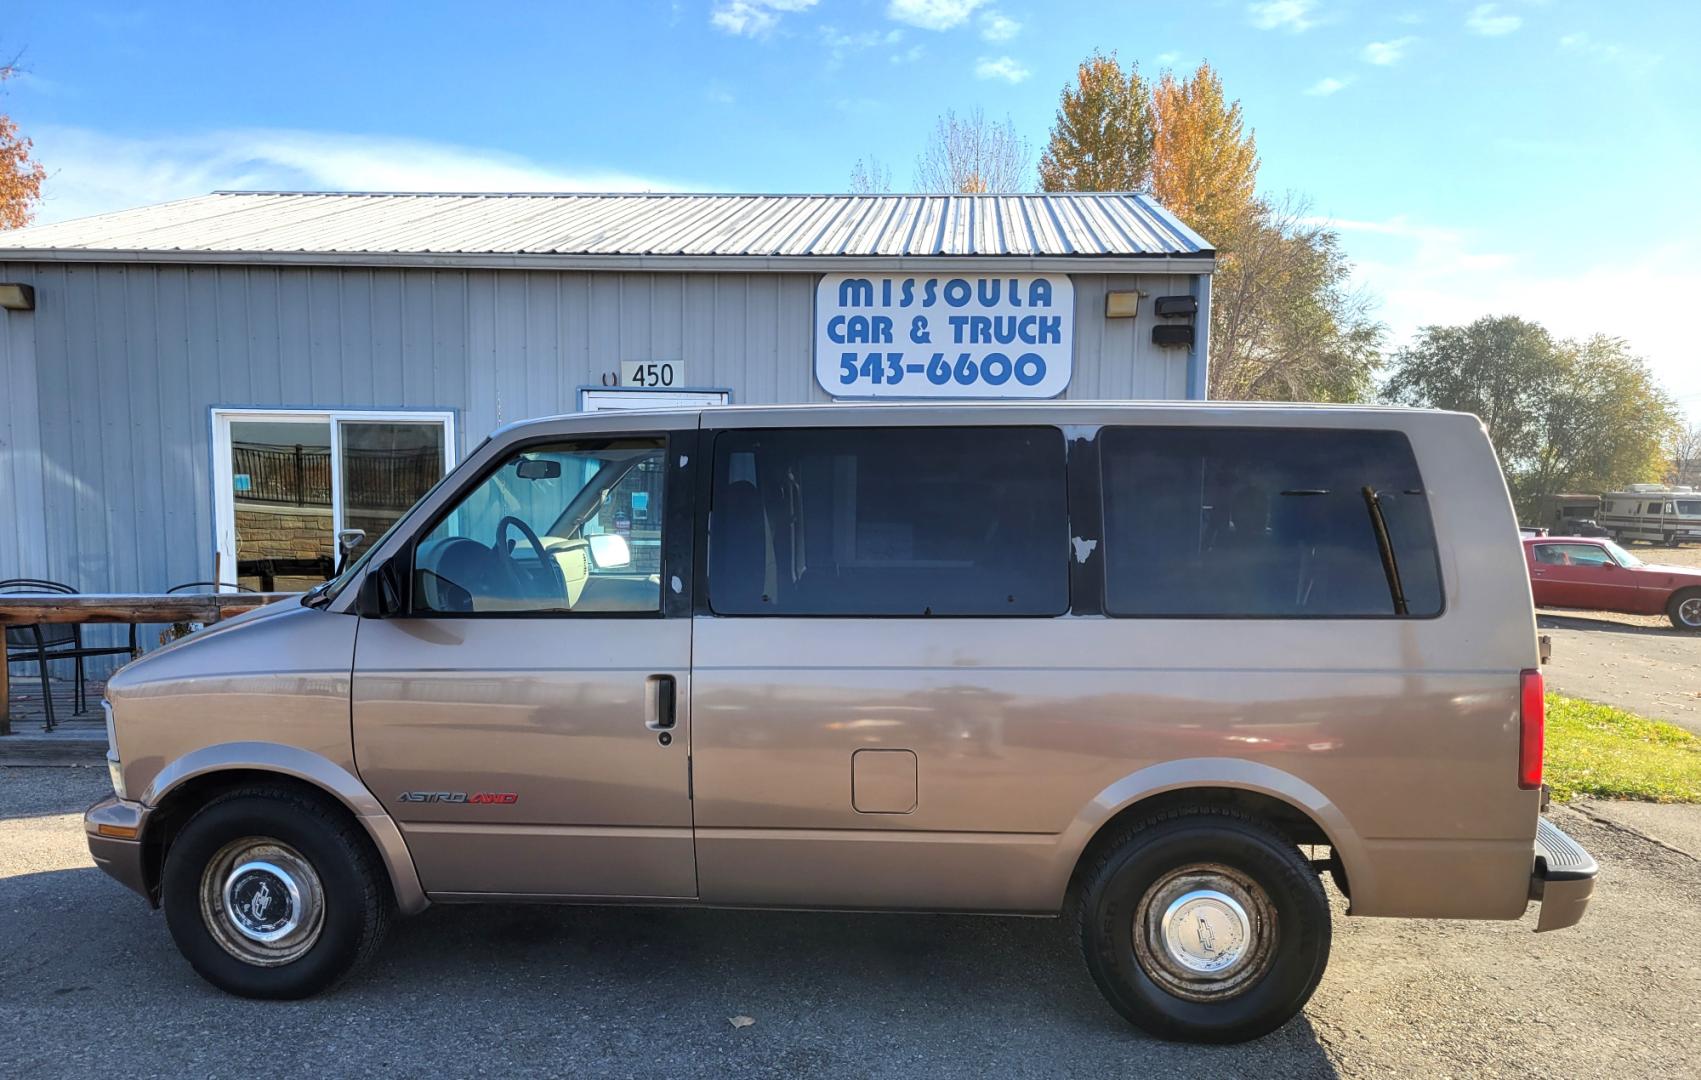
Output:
top-left (0, 63), bottom-right (44, 229)
top-left (914, 107), bottom-right (1030, 193)
top-left (1384, 317), bottom-right (1681, 514)
top-left (1038, 51), bottom-right (1153, 192)
top-left (1150, 62), bottom-right (1259, 249)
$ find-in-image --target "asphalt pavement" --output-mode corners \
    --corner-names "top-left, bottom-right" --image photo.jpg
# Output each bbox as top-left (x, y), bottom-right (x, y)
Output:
top-left (3, 766), bottom-right (1698, 1079)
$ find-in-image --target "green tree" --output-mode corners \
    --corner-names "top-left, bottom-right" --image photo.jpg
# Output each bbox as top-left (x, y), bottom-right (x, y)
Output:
top-left (1382, 316), bottom-right (1554, 463)
top-left (1209, 199), bottom-right (1383, 402)
top-left (1038, 51), bottom-right (1153, 193)
top-left (1383, 317), bottom-right (1680, 514)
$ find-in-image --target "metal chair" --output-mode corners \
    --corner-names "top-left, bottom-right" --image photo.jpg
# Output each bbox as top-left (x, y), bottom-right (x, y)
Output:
top-left (1, 579), bottom-right (140, 730)
top-left (164, 582), bottom-right (258, 594)
top-left (162, 581), bottom-right (258, 643)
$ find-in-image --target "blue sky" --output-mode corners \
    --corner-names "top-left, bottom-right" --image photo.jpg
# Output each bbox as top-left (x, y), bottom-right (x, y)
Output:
top-left (6, 1), bottom-right (1699, 414)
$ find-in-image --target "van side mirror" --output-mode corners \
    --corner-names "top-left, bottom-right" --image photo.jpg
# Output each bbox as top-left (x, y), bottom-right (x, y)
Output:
top-left (588, 533), bottom-right (632, 570)
top-left (354, 555), bottom-right (405, 617)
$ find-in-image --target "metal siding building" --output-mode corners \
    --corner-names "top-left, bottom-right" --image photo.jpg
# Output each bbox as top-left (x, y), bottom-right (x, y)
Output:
top-left (0, 192), bottom-right (1213, 644)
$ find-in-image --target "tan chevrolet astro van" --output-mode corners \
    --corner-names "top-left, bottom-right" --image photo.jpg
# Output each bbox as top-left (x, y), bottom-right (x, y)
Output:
top-left (86, 402), bottom-right (1596, 1043)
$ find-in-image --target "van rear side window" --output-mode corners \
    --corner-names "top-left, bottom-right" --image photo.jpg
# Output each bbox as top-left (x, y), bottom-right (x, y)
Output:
top-left (1099, 427), bottom-right (1443, 618)
top-left (709, 426), bottom-right (1068, 616)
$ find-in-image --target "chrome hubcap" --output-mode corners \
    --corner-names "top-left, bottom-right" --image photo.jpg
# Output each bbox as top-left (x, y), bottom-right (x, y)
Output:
top-left (1680, 597), bottom-right (1701, 627)
top-left (1134, 864), bottom-right (1276, 1001)
top-left (200, 838), bottom-right (324, 966)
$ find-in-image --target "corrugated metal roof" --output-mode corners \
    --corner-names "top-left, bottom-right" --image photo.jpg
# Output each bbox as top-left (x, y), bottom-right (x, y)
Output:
top-left (0, 191), bottom-right (1214, 271)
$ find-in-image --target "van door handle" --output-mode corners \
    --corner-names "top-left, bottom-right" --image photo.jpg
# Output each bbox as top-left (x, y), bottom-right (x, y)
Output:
top-left (645, 674), bottom-right (677, 731)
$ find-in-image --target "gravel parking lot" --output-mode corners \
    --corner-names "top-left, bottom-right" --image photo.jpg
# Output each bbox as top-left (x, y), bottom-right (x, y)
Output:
top-left (3, 767), bottom-right (1698, 1079)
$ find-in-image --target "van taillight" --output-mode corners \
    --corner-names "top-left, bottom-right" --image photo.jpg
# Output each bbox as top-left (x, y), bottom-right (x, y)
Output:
top-left (1519, 669), bottom-right (1545, 790)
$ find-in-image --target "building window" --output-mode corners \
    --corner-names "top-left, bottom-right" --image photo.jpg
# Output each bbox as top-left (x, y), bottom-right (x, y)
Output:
top-left (1099, 426), bottom-right (1443, 618)
top-left (214, 409), bottom-right (455, 591)
top-left (708, 426), bottom-right (1068, 616)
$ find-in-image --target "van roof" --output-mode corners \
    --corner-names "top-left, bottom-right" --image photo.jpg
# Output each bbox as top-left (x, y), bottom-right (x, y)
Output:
top-left (488, 399), bottom-right (1481, 439)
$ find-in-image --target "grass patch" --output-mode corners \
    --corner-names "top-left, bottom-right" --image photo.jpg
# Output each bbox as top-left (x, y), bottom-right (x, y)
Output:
top-left (1545, 693), bottom-right (1701, 803)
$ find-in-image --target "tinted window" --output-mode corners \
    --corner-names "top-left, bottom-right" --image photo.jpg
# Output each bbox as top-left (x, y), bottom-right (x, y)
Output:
top-left (1532, 543), bottom-right (1612, 567)
top-left (1100, 427), bottom-right (1442, 618)
top-left (1648, 502), bottom-right (1664, 514)
top-left (709, 427), bottom-right (1067, 616)
top-left (413, 438), bottom-right (666, 614)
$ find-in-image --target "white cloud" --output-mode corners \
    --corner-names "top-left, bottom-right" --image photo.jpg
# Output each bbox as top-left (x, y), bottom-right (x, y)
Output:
top-left (25, 126), bottom-right (693, 225)
top-left (888, 0), bottom-right (987, 32)
top-left (890, 44), bottom-right (926, 64)
top-left (1156, 51), bottom-right (1182, 66)
top-left (974, 56), bottom-right (1031, 83)
top-left (1248, 1), bottom-right (1317, 32)
top-left (979, 11), bottom-right (1021, 41)
top-left (1558, 31), bottom-right (1661, 70)
top-left (820, 24), bottom-right (887, 61)
top-left (710, 0), bottom-right (818, 37)
top-left (1305, 76), bottom-right (1351, 96)
top-left (1362, 36), bottom-right (1416, 65)
top-left (1465, 4), bottom-right (1521, 37)
top-left (1324, 215), bottom-right (1701, 415)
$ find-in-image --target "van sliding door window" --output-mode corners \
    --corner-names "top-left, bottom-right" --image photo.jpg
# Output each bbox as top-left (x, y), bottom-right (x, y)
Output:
top-left (708, 426), bottom-right (1068, 616)
top-left (1099, 427), bottom-right (1443, 618)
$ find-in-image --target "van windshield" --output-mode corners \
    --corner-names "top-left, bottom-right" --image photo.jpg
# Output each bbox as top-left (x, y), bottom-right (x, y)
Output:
top-left (1678, 500), bottom-right (1701, 517)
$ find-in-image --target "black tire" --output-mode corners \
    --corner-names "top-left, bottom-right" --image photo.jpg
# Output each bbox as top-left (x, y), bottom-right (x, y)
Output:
top-left (1669, 588), bottom-right (1701, 633)
top-left (1075, 807), bottom-right (1331, 1044)
top-left (161, 785), bottom-right (393, 998)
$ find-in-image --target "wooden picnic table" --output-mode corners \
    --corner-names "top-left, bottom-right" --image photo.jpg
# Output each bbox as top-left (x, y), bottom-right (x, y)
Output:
top-left (0, 592), bottom-right (296, 734)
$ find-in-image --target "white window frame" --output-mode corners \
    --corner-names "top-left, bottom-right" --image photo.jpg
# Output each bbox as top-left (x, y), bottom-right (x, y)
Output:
top-left (212, 408), bottom-right (457, 589)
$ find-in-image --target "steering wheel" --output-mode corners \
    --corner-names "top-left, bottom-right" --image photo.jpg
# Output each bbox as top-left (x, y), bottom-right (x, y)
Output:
top-left (495, 515), bottom-right (567, 602)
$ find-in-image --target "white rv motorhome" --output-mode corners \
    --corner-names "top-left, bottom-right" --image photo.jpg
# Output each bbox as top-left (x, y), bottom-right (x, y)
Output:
top-left (1598, 485), bottom-right (1701, 545)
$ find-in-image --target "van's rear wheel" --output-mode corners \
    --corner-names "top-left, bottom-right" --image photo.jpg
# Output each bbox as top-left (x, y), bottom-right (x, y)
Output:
top-left (1075, 808), bottom-right (1330, 1043)
top-left (1670, 589), bottom-right (1701, 632)
top-left (161, 786), bottom-right (392, 998)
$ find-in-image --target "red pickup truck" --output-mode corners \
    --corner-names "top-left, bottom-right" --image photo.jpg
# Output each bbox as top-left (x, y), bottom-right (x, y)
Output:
top-left (1524, 536), bottom-right (1701, 630)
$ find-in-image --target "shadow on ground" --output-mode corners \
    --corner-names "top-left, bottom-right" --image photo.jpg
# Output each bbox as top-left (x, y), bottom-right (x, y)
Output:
top-left (0, 864), bottom-right (1339, 1078)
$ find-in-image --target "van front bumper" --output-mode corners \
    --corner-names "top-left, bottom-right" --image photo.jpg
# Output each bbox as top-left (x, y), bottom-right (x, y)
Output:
top-left (85, 795), bottom-right (154, 904)
top-left (1529, 816), bottom-right (1597, 931)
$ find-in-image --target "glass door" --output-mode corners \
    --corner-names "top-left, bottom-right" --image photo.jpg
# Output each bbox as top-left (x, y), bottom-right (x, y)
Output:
top-left (226, 417), bottom-right (335, 592)
top-left (213, 409), bottom-right (455, 592)
top-left (336, 420), bottom-right (449, 564)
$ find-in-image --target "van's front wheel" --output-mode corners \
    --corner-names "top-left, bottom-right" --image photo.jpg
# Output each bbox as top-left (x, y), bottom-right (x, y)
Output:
top-left (1076, 808), bottom-right (1331, 1043)
top-left (161, 786), bottom-right (392, 998)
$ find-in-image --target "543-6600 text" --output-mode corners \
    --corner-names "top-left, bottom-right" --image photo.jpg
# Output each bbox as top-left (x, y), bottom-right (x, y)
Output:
top-left (838, 351), bottom-right (1048, 389)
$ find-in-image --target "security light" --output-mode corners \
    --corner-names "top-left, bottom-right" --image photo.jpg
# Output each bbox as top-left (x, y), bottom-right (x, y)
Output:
top-left (1104, 291), bottom-right (1142, 318)
top-left (0, 283), bottom-right (35, 311)
top-left (1153, 295), bottom-right (1197, 318)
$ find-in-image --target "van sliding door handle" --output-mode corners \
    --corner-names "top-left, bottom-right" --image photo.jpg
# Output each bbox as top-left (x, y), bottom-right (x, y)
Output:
top-left (645, 674), bottom-right (678, 731)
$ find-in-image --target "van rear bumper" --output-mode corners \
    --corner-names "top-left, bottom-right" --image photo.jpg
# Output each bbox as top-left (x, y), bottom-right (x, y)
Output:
top-left (1529, 816), bottom-right (1597, 932)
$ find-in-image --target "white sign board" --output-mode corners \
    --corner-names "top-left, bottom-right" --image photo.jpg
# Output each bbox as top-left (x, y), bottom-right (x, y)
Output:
top-left (815, 274), bottom-right (1074, 398)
